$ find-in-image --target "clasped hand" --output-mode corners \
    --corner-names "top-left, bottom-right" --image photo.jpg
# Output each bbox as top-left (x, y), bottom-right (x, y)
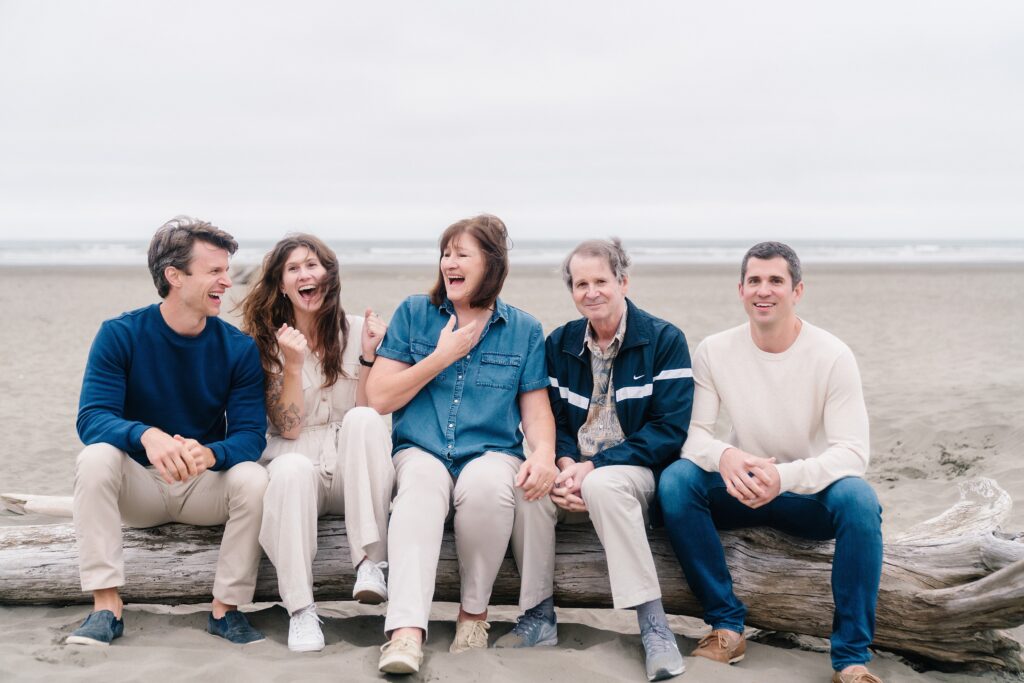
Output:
top-left (550, 457), bottom-right (593, 512)
top-left (719, 447), bottom-right (781, 509)
top-left (515, 452), bottom-right (559, 502)
top-left (141, 428), bottom-right (215, 484)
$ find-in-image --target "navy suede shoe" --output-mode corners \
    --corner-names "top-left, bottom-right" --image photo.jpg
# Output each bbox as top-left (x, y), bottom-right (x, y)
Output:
top-left (66, 610), bottom-right (124, 646)
top-left (207, 610), bottom-right (265, 644)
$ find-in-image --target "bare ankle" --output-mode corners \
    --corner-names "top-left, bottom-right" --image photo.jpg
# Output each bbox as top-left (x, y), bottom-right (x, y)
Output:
top-left (211, 598), bottom-right (236, 619)
top-left (458, 607), bottom-right (487, 623)
top-left (92, 588), bottom-right (122, 618)
top-left (390, 627), bottom-right (423, 644)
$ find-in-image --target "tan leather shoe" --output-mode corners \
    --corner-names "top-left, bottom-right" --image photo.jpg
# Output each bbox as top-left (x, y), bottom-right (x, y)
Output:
top-left (449, 619), bottom-right (490, 653)
top-left (832, 667), bottom-right (883, 683)
top-left (691, 629), bottom-right (746, 664)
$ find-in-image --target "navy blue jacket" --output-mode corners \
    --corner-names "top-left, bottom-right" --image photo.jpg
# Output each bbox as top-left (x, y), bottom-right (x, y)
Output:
top-left (546, 299), bottom-right (693, 512)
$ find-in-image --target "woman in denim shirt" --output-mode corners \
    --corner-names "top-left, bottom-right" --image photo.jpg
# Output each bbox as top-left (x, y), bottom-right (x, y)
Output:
top-left (368, 214), bottom-right (558, 675)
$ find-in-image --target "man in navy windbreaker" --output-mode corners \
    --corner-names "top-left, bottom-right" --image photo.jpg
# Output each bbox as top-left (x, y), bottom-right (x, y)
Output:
top-left (497, 238), bottom-right (693, 683)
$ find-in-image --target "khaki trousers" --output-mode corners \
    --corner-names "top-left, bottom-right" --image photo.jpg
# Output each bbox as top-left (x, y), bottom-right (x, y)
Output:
top-left (384, 448), bottom-right (522, 636)
top-left (513, 464), bottom-right (661, 610)
top-left (73, 442), bottom-right (268, 606)
top-left (259, 407), bottom-right (395, 613)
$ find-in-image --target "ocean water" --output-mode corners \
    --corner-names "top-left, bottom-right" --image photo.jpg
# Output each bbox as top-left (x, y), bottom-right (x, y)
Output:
top-left (1, 239), bottom-right (1023, 266)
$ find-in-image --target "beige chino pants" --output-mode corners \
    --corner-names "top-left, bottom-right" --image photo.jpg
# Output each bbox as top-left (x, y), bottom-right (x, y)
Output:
top-left (73, 442), bottom-right (268, 606)
top-left (513, 464), bottom-right (661, 610)
top-left (384, 448), bottom-right (522, 636)
top-left (259, 407), bottom-right (395, 613)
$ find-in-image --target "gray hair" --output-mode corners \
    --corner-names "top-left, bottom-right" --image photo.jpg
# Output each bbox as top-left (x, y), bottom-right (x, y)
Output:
top-left (740, 241), bottom-right (802, 287)
top-left (147, 215), bottom-right (238, 298)
top-left (561, 237), bottom-right (631, 289)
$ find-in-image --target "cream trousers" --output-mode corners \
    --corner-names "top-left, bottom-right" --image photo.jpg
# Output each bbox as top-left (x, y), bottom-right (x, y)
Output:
top-left (73, 442), bottom-right (268, 606)
top-left (384, 448), bottom-right (523, 635)
top-left (513, 464), bottom-right (661, 610)
top-left (258, 407), bottom-right (395, 613)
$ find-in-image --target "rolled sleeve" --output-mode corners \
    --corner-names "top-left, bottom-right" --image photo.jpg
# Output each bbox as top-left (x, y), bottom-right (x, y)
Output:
top-left (377, 298), bottom-right (416, 364)
top-left (518, 323), bottom-right (550, 393)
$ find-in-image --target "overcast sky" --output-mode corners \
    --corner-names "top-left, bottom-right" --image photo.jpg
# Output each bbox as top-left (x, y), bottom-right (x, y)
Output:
top-left (1, 1), bottom-right (1022, 241)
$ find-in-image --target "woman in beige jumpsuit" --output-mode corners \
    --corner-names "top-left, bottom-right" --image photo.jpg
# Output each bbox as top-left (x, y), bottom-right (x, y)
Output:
top-left (241, 234), bottom-right (394, 653)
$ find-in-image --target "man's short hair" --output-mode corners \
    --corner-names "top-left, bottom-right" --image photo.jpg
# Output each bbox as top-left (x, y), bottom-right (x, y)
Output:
top-left (740, 241), bottom-right (802, 287)
top-left (561, 237), bottom-right (631, 289)
top-left (148, 216), bottom-right (238, 298)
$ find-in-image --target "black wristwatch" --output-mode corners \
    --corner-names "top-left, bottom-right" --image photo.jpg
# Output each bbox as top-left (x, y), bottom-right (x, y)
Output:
top-left (359, 355), bottom-right (376, 367)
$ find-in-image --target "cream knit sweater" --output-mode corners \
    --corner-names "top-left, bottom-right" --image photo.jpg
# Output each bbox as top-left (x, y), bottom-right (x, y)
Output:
top-left (682, 320), bottom-right (870, 495)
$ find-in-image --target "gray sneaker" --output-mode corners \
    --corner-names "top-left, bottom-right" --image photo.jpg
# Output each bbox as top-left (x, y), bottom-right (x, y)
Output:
top-left (493, 606), bottom-right (557, 648)
top-left (640, 615), bottom-right (685, 681)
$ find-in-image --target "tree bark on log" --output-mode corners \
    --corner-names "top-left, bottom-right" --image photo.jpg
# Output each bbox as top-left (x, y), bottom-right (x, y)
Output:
top-left (2, 478), bottom-right (1023, 671)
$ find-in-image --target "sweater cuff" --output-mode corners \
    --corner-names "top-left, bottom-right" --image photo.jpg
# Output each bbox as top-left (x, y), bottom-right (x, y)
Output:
top-left (209, 444), bottom-right (227, 471)
top-left (775, 462), bottom-right (797, 494)
top-left (129, 423), bottom-right (151, 452)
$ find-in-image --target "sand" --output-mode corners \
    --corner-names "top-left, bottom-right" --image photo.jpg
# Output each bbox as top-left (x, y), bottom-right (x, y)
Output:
top-left (1, 262), bottom-right (1022, 682)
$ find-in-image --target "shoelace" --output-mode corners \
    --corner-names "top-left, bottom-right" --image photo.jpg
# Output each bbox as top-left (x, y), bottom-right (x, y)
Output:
top-left (361, 560), bottom-right (388, 580)
top-left (512, 605), bottom-right (550, 637)
top-left (841, 674), bottom-right (882, 683)
top-left (696, 630), bottom-right (730, 651)
top-left (291, 607), bottom-right (323, 638)
top-left (381, 635), bottom-right (419, 654)
top-left (640, 615), bottom-right (676, 655)
top-left (460, 621), bottom-right (490, 648)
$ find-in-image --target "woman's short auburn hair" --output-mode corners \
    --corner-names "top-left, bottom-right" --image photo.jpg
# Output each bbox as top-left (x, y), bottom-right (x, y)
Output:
top-left (429, 214), bottom-right (510, 309)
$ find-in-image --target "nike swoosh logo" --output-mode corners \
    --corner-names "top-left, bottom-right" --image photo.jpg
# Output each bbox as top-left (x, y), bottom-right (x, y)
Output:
top-left (633, 373), bottom-right (645, 380)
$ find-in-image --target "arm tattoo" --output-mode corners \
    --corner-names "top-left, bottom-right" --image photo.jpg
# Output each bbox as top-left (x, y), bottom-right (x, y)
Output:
top-left (265, 374), bottom-right (283, 411)
top-left (265, 374), bottom-right (303, 433)
top-left (273, 403), bottom-right (303, 434)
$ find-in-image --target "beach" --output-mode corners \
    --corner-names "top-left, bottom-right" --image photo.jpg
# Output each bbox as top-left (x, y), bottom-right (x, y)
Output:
top-left (1, 262), bottom-right (1022, 682)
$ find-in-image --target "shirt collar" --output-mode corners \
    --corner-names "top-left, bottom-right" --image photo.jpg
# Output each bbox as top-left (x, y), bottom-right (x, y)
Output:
top-left (438, 297), bottom-right (508, 324)
top-left (583, 307), bottom-right (627, 357)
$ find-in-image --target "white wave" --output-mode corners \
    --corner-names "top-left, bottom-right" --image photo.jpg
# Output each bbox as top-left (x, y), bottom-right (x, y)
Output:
top-left (2, 240), bottom-right (1023, 266)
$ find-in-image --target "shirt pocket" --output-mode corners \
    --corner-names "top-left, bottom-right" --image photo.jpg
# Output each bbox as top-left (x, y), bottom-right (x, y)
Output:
top-left (410, 340), bottom-right (447, 383)
top-left (476, 352), bottom-right (522, 391)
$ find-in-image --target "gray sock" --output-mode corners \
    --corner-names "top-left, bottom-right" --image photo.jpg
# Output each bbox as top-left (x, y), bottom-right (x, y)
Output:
top-left (529, 596), bottom-right (556, 623)
top-left (636, 599), bottom-right (668, 630)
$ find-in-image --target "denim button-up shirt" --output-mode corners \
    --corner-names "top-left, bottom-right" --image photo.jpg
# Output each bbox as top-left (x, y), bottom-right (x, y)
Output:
top-left (377, 294), bottom-right (549, 476)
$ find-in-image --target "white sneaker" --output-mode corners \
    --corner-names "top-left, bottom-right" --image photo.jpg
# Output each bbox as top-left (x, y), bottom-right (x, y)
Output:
top-left (353, 560), bottom-right (388, 604)
top-left (288, 604), bottom-right (325, 652)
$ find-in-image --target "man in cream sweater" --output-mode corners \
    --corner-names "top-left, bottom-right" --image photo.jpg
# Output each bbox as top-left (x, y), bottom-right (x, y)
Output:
top-left (657, 242), bottom-right (883, 683)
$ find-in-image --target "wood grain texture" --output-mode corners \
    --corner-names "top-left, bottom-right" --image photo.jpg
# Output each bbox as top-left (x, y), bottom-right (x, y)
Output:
top-left (3, 478), bottom-right (1022, 670)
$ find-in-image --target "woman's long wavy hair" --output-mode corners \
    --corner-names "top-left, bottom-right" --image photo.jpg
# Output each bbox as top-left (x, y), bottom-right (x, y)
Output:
top-left (241, 234), bottom-right (350, 388)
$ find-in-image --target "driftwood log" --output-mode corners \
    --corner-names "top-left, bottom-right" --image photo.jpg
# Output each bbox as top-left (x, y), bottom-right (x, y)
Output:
top-left (2, 478), bottom-right (1023, 671)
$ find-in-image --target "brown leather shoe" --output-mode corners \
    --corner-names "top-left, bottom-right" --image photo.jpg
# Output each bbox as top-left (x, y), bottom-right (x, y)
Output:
top-left (831, 668), bottom-right (883, 683)
top-left (691, 629), bottom-right (746, 664)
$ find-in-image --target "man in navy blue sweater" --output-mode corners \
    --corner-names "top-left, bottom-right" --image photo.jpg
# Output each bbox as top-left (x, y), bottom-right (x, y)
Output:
top-left (497, 239), bottom-right (693, 682)
top-left (67, 216), bottom-right (268, 647)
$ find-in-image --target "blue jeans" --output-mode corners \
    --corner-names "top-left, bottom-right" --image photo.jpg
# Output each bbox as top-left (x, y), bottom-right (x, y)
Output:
top-left (658, 459), bottom-right (883, 671)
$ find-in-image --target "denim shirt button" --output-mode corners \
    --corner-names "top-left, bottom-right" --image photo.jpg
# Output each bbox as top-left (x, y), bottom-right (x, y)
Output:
top-left (454, 399), bottom-right (459, 403)
top-left (448, 423), bottom-right (454, 428)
